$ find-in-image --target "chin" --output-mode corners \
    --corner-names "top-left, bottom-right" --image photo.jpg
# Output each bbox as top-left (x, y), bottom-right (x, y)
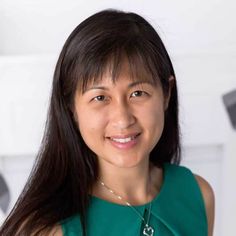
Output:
top-left (106, 155), bottom-right (147, 169)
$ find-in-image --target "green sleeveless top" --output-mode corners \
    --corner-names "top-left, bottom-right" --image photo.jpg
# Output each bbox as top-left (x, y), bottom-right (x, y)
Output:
top-left (61, 163), bottom-right (208, 236)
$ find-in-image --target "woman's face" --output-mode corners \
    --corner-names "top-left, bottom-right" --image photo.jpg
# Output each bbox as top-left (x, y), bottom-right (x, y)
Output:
top-left (74, 65), bottom-right (169, 169)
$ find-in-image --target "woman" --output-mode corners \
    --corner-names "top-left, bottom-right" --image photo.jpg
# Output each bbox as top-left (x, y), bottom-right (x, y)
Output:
top-left (0, 9), bottom-right (214, 236)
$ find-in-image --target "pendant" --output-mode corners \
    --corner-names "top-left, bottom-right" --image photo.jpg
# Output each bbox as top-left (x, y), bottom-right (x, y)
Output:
top-left (143, 224), bottom-right (154, 236)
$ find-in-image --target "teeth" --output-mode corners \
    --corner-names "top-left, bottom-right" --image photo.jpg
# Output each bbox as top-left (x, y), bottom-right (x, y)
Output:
top-left (111, 136), bottom-right (134, 143)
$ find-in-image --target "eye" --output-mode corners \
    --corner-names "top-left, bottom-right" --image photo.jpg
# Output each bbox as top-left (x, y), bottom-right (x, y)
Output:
top-left (92, 95), bottom-right (107, 102)
top-left (130, 90), bottom-right (148, 97)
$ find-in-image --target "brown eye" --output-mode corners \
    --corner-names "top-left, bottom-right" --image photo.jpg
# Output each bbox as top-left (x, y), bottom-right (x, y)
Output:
top-left (131, 91), bottom-right (147, 97)
top-left (93, 95), bottom-right (106, 101)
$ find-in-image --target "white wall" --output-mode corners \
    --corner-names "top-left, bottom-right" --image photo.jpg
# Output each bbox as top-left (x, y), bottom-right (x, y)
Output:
top-left (0, 1), bottom-right (236, 235)
top-left (0, 0), bottom-right (235, 55)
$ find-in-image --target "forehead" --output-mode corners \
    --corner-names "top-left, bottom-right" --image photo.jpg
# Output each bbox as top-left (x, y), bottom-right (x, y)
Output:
top-left (77, 56), bottom-right (159, 94)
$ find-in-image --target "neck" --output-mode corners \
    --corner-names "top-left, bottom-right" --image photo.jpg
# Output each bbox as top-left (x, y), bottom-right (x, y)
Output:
top-left (92, 160), bottom-right (162, 205)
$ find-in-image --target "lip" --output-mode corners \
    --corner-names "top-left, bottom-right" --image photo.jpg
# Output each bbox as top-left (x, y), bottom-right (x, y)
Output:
top-left (107, 132), bottom-right (141, 139)
top-left (106, 133), bottom-right (141, 150)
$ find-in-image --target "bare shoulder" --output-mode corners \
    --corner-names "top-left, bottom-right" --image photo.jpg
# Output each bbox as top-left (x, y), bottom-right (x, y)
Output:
top-left (194, 174), bottom-right (215, 203)
top-left (194, 174), bottom-right (215, 236)
top-left (33, 225), bottom-right (63, 236)
top-left (46, 225), bottom-right (63, 236)
top-left (16, 216), bottom-right (63, 236)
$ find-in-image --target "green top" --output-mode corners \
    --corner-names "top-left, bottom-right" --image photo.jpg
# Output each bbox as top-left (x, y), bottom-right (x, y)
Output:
top-left (61, 163), bottom-right (208, 236)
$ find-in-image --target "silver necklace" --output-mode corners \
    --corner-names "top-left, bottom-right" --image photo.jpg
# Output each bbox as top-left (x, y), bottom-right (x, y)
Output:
top-left (100, 181), bottom-right (155, 236)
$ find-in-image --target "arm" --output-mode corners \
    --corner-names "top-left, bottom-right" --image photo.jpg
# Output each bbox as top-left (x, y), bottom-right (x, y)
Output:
top-left (194, 174), bottom-right (215, 236)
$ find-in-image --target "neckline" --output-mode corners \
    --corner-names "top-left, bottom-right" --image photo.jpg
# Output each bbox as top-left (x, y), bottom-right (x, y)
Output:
top-left (90, 162), bottom-right (168, 208)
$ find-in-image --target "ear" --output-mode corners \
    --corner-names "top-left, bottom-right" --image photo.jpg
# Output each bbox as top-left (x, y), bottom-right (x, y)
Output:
top-left (164, 76), bottom-right (175, 110)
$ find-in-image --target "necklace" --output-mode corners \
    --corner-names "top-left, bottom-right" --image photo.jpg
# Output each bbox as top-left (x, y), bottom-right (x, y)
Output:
top-left (100, 181), bottom-right (155, 236)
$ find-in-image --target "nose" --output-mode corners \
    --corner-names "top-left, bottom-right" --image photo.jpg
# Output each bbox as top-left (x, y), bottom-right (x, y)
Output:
top-left (110, 101), bottom-right (136, 130)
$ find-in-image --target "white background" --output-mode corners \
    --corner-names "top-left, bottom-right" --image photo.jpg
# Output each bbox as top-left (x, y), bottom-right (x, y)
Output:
top-left (0, 1), bottom-right (236, 235)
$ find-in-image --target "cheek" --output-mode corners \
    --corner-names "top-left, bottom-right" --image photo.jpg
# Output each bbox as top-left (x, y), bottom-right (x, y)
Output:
top-left (146, 104), bottom-right (165, 148)
top-left (76, 107), bottom-right (108, 137)
top-left (140, 101), bottom-right (165, 128)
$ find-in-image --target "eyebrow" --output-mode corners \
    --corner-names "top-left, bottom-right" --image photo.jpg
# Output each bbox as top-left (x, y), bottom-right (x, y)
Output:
top-left (83, 81), bottom-right (154, 94)
top-left (128, 81), bottom-right (154, 88)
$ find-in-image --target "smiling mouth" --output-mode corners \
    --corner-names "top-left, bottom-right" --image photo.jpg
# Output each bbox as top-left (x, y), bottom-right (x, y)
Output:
top-left (108, 133), bottom-right (141, 143)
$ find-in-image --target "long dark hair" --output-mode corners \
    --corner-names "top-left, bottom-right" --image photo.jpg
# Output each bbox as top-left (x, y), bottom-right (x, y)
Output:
top-left (0, 9), bottom-right (181, 235)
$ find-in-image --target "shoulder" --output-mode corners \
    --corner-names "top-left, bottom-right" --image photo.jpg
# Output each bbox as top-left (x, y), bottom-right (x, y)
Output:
top-left (194, 174), bottom-right (215, 236)
top-left (194, 174), bottom-right (215, 215)
top-left (37, 225), bottom-right (63, 236)
top-left (34, 225), bottom-right (64, 236)
top-left (17, 220), bottom-right (64, 236)
top-left (49, 225), bottom-right (63, 236)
